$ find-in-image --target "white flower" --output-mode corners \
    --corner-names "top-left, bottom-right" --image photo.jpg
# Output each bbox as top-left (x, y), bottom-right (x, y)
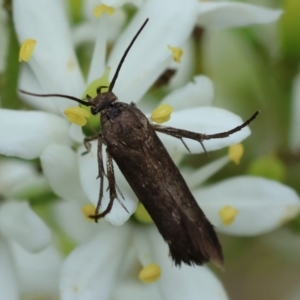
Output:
top-left (197, 1), bottom-right (283, 29)
top-left (55, 148), bottom-right (300, 300)
top-left (3, 0), bottom-right (271, 225)
top-left (0, 159), bottom-right (62, 299)
top-left (0, 0), bottom-right (292, 299)
top-left (55, 204), bottom-right (229, 300)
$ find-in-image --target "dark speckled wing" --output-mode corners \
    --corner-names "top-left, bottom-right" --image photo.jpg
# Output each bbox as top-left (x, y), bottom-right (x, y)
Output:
top-left (102, 102), bottom-right (223, 267)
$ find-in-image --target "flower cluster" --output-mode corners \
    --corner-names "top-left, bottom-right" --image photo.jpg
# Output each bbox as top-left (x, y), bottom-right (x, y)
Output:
top-left (0, 0), bottom-right (299, 299)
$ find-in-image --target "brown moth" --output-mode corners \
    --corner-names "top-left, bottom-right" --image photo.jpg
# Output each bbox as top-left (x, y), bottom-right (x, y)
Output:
top-left (20, 19), bottom-right (258, 267)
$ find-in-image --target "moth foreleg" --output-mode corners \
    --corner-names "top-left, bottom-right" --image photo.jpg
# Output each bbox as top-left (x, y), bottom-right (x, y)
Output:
top-left (89, 148), bottom-right (128, 223)
top-left (82, 134), bottom-right (101, 155)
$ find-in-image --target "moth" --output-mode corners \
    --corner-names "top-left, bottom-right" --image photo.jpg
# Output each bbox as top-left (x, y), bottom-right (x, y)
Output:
top-left (20, 19), bottom-right (258, 267)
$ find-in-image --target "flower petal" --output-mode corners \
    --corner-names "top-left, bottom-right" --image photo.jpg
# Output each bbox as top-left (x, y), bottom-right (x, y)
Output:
top-left (0, 109), bottom-right (72, 159)
top-left (77, 142), bottom-right (138, 225)
top-left (182, 156), bottom-right (230, 189)
top-left (0, 159), bottom-right (46, 197)
top-left (18, 64), bottom-right (58, 113)
top-left (0, 236), bottom-right (19, 300)
top-left (146, 226), bottom-right (229, 300)
top-left (53, 202), bottom-right (101, 244)
top-left (194, 176), bottom-right (300, 235)
top-left (108, 0), bottom-right (198, 104)
top-left (13, 0), bottom-right (85, 113)
top-left (60, 225), bottom-right (131, 300)
top-left (12, 242), bottom-right (62, 298)
top-left (197, 2), bottom-right (283, 28)
top-left (0, 201), bottom-right (51, 252)
top-left (86, 16), bottom-right (107, 84)
top-left (161, 76), bottom-right (214, 111)
top-left (167, 38), bottom-right (194, 90)
top-left (40, 144), bottom-right (88, 204)
top-left (157, 107), bottom-right (251, 156)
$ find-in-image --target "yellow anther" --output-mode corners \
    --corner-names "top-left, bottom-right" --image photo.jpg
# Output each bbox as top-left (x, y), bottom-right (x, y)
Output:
top-left (64, 106), bottom-right (91, 126)
top-left (219, 206), bottom-right (238, 225)
top-left (228, 144), bottom-right (244, 165)
top-left (81, 204), bottom-right (96, 222)
top-left (134, 203), bottom-right (153, 224)
top-left (151, 104), bottom-right (173, 124)
top-left (167, 45), bottom-right (183, 63)
top-left (19, 39), bottom-right (37, 62)
top-left (139, 263), bottom-right (161, 283)
top-left (94, 4), bottom-right (115, 17)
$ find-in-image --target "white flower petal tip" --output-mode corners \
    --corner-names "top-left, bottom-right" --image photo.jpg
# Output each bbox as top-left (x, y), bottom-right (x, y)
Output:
top-left (0, 240), bottom-right (19, 300)
top-left (40, 144), bottom-right (87, 204)
top-left (107, 0), bottom-right (198, 104)
top-left (0, 201), bottom-right (51, 252)
top-left (0, 159), bottom-right (45, 198)
top-left (197, 3), bottom-right (283, 29)
top-left (161, 76), bottom-right (214, 110)
top-left (13, 0), bottom-right (85, 100)
top-left (0, 109), bottom-right (72, 159)
top-left (196, 177), bottom-right (300, 236)
top-left (60, 226), bottom-right (131, 299)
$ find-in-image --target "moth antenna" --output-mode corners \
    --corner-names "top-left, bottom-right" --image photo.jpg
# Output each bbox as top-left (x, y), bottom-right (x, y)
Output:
top-left (18, 89), bottom-right (91, 106)
top-left (109, 18), bottom-right (149, 92)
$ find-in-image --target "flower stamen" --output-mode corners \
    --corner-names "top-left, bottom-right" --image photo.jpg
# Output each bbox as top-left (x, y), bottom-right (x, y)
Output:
top-left (151, 104), bottom-right (173, 124)
top-left (94, 4), bottom-right (115, 17)
top-left (81, 204), bottom-right (96, 222)
top-left (139, 263), bottom-right (161, 283)
top-left (167, 45), bottom-right (183, 63)
top-left (228, 144), bottom-right (244, 165)
top-left (64, 107), bottom-right (90, 126)
top-left (19, 39), bottom-right (37, 62)
top-left (219, 205), bottom-right (238, 225)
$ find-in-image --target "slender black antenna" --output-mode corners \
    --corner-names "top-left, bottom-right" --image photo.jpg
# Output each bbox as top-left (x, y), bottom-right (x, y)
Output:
top-left (18, 90), bottom-right (91, 106)
top-left (109, 18), bottom-right (149, 92)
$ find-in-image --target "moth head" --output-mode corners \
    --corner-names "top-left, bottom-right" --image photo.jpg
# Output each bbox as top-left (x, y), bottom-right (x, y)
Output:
top-left (89, 91), bottom-right (117, 115)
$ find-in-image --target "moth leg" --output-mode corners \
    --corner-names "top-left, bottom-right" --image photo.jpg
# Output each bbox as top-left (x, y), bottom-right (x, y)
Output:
top-left (82, 134), bottom-right (100, 155)
top-left (152, 111), bottom-right (259, 154)
top-left (90, 148), bottom-right (128, 222)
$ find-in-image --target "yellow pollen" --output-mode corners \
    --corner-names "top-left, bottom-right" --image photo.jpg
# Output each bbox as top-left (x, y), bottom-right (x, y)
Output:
top-left (219, 206), bottom-right (238, 225)
top-left (151, 104), bottom-right (173, 124)
top-left (19, 39), bottom-right (37, 62)
top-left (94, 4), bottom-right (115, 17)
top-left (139, 263), bottom-right (161, 283)
top-left (134, 203), bottom-right (153, 224)
top-left (228, 144), bottom-right (244, 165)
top-left (81, 204), bottom-right (96, 222)
top-left (167, 45), bottom-right (183, 63)
top-left (64, 106), bottom-right (91, 126)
